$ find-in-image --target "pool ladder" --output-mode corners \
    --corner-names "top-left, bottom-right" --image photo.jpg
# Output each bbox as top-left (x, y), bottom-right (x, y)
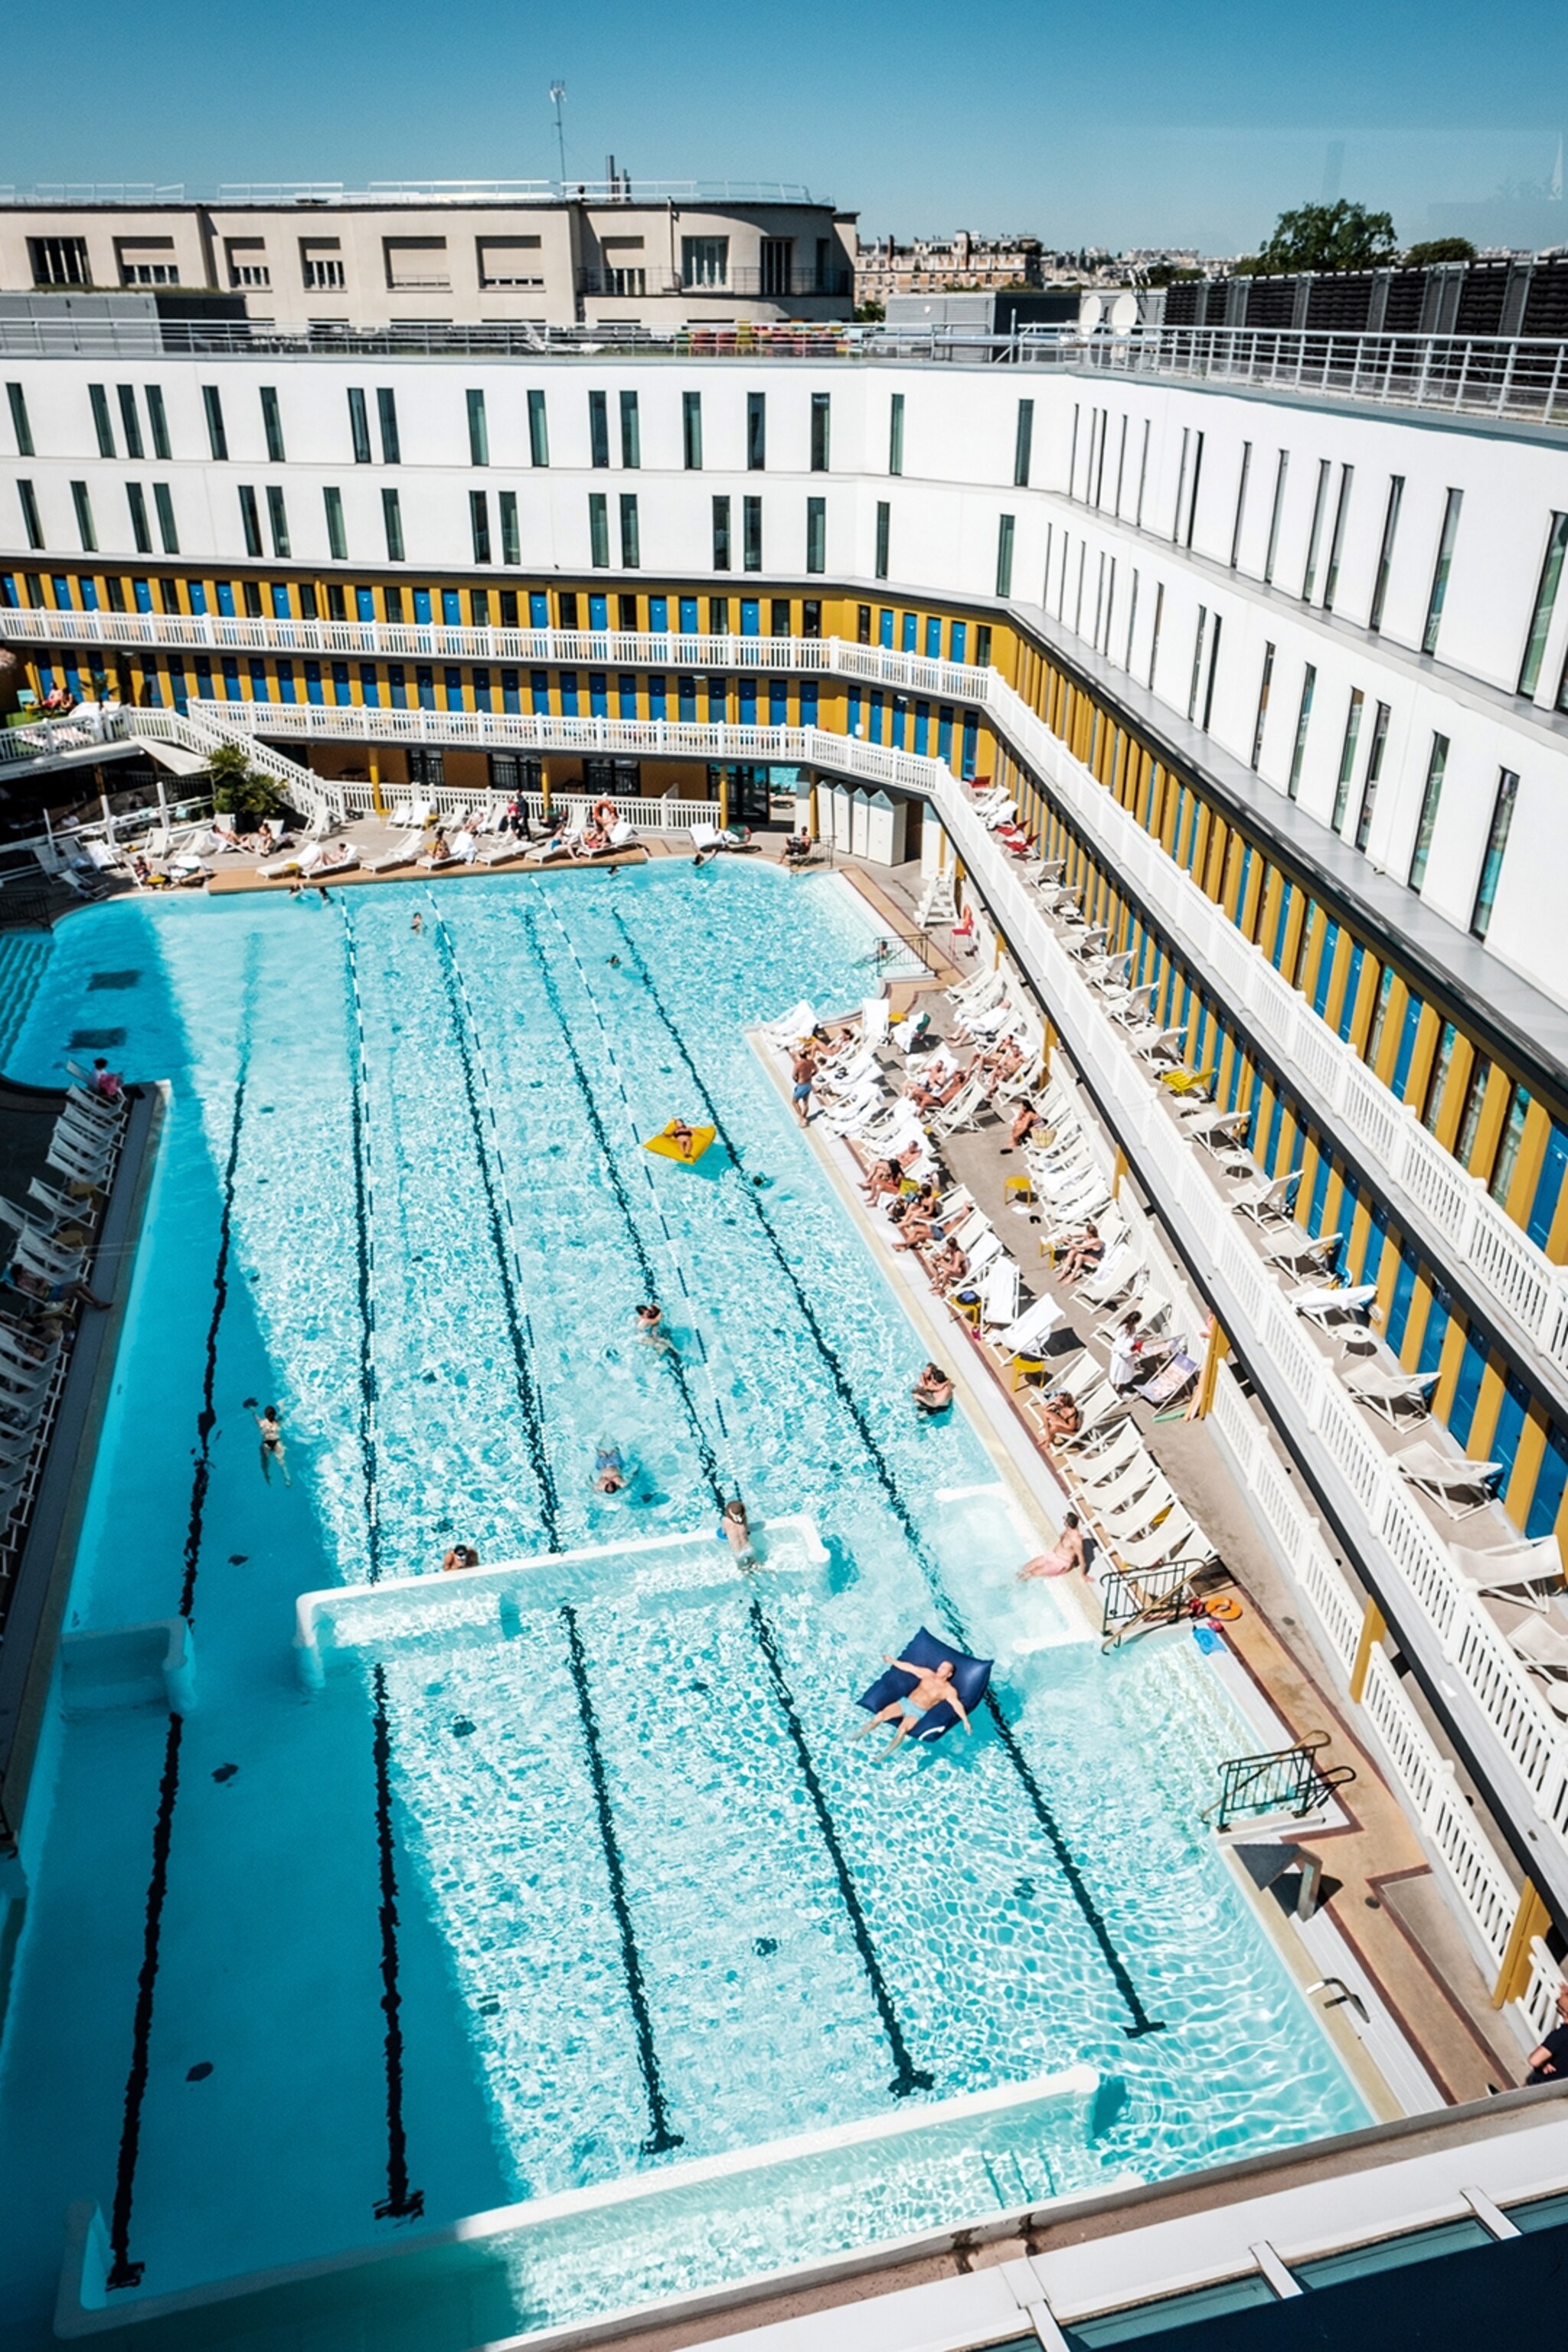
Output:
top-left (1204, 1734), bottom-right (1356, 1834)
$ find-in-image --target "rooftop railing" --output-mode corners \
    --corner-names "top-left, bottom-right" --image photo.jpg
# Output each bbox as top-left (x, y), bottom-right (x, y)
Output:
top-left (0, 180), bottom-right (821, 209)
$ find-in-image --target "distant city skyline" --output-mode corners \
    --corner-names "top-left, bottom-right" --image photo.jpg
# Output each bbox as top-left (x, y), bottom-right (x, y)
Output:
top-left (5, 0), bottom-right (1564, 256)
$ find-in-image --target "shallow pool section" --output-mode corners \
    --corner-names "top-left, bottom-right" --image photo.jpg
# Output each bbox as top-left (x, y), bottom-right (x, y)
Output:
top-left (0, 866), bottom-right (1367, 2341)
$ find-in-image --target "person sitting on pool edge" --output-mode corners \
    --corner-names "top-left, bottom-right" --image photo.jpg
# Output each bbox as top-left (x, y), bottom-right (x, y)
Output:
top-left (1019, 1513), bottom-right (1089, 1579)
top-left (442, 1541), bottom-right (482, 1573)
top-left (912, 1363), bottom-right (953, 1414)
top-left (720, 1494), bottom-right (755, 1565)
top-left (854, 1653), bottom-right (974, 1762)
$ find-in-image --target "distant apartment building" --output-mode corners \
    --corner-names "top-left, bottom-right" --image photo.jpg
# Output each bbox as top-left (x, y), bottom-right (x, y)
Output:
top-left (854, 230), bottom-right (1044, 308)
top-left (0, 185), bottom-right (858, 329)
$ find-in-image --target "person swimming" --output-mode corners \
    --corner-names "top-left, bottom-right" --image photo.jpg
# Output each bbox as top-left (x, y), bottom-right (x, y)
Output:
top-left (854, 1653), bottom-right (974, 1762)
top-left (594, 1444), bottom-right (628, 1494)
top-left (912, 1363), bottom-right (954, 1414)
top-left (635, 1302), bottom-right (671, 1349)
top-left (720, 1494), bottom-right (755, 1565)
top-left (255, 1403), bottom-right (292, 1486)
top-left (442, 1542), bottom-right (482, 1572)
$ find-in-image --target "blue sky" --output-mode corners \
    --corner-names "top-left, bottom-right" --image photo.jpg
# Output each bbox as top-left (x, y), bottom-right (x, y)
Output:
top-left (7, 0), bottom-right (1564, 253)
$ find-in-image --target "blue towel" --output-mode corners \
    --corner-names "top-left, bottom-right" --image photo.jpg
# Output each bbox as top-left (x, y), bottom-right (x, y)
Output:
top-left (858, 1625), bottom-right (993, 1743)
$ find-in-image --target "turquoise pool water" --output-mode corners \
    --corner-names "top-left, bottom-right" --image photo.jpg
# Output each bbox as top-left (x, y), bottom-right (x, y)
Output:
top-left (0, 866), bottom-right (1367, 2341)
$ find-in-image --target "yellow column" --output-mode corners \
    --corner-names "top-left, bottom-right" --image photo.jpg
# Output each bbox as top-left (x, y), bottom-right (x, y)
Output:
top-left (1492, 1881), bottom-right (1550, 2008)
top-left (1041, 1021), bottom-right (1056, 1085)
top-left (1111, 1145), bottom-right (1129, 1198)
top-left (1348, 1596), bottom-right (1386, 1704)
top-left (718, 769), bottom-right (730, 830)
top-left (1194, 1318), bottom-right (1229, 1418)
top-left (368, 753), bottom-right (384, 816)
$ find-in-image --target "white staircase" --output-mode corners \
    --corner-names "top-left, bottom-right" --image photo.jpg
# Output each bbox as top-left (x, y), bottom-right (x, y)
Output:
top-left (127, 705), bottom-right (343, 830)
top-left (915, 867), bottom-right (958, 928)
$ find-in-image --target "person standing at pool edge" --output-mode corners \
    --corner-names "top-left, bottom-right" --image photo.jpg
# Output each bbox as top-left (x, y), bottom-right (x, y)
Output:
top-left (791, 1042), bottom-right (816, 1126)
top-left (256, 1404), bottom-right (291, 1486)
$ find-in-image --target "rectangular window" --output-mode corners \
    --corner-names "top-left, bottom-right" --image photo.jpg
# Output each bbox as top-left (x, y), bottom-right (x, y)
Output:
top-left (889, 391), bottom-right (904, 476)
top-left (589, 390), bottom-right (609, 469)
top-left (29, 234), bottom-right (89, 286)
top-left (239, 485), bottom-right (263, 557)
top-left (1519, 513), bottom-right (1568, 697)
top-left (469, 488), bottom-right (491, 564)
top-left (742, 494), bottom-right (762, 572)
top-left (746, 391), bottom-right (766, 471)
top-left (1407, 733), bottom-right (1449, 890)
top-left (6, 383), bottom-right (33, 458)
top-left (619, 492), bottom-right (640, 569)
top-left (807, 495), bottom-right (826, 576)
top-left (89, 384), bottom-right (116, 458)
top-left (619, 389), bottom-right (640, 469)
top-left (1322, 463), bottom-right (1354, 609)
top-left (324, 485), bottom-right (347, 561)
top-left (499, 489), bottom-right (519, 566)
top-left (1251, 642), bottom-right (1274, 770)
top-left (712, 494), bottom-right (731, 570)
top-left (1369, 475), bottom-right (1403, 632)
top-left (266, 485), bottom-right (290, 559)
top-left (528, 387), bottom-right (549, 467)
top-left (995, 511), bottom-right (1015, 599)
top-left (1014, 397), bottom-right (1034, 488)
top-left (807, 390), bottom-right (831, 473)
top-left (70, 479), bottom-right (96, 552)
top-left (1187, 607), bottom-right (1208, 721)
top-left (117, 384), bottom-right (144, 460)
top-left (586, 492), bottom-right (609, 569)
top-left (1472, 769), bottom-right (1519, 940)
top-left (376, 387), bottom-right (400, 465)
top-left (126, 482), bottom-right (152, 556)
top-left (145, 384), bottom-right (171, 462)
top-left (1263, 449), bottom-right (1288, 584)
top-left (1287, 663), bottom-right (1316, 799)
top-left (15, 481), bottom-right (41, 551)
top-left (1201, 614), bottom-right (1223, 731)
top-left (1230, 441), bottom-right (1251, 567)
top-left (153, 482), bottom-right (178, 555)
top-left (460, 387), bottom-right (488, 468)
top-left (1354, 702), bottom-right (1391, 851)
top-left (874, 500), bottom-right (890, 582)
top-left (681, 390), bottom-right (703, 470)
top-left (681, 235), bottom-right (729, 288)
top-left (1423, 488), bottom-right (1462, 655)
top-left (260, 385), bottom-right (284, 464)
top-left (348, 387), bottom-right (371, 465)
top-left (1491, 1081), bottom-right (1532, 1205)
top-left (1301, 459), bottom-right (1330, 600)
top-left (381, 486), bottom-right (403, 563)
top-left (203, 384), bottom-right (227, 461)
top-left (1331, 689), bottom-right (1365, 831)
top-left (1148, 581), bottom-right (1164, 690)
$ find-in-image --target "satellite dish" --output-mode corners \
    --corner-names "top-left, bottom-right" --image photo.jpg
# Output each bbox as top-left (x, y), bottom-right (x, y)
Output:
top-left (1078, 293), bottom-right (1104, 335)
top-left (1109, 291), bottom-right (1138, 335)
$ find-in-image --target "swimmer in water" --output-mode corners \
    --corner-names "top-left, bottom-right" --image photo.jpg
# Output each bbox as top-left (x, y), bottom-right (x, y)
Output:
top-left (594, 1445), bottom-right (627, 1494)
top-left (412, 911), bottom-right (424, 935)
top-left (856, 1655), bottom-right (973, 1761)
top-left (635, 1302), bottom-right (671, 1350)
top-left (720, 1494), bottom-right (755, 1565)
top-left (256, 1404), bottom-right (292, 1486)
top-left (442, 1542), bottom-right (481, 1573)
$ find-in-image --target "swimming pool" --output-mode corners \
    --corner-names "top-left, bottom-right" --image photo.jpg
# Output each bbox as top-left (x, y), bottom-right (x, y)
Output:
top-left (0, 864), bottom-right (1367, 2341)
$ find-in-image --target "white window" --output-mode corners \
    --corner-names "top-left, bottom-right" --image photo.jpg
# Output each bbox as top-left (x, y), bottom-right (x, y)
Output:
top-left (116, 240), bottom-right (179, 287)
top-left (477, 236), bottom-right (544, 288)
top-left (384, 237), bottom-right (449, 290)
top-left (225, 240), bottom-right (271, 289)
top-left (681, 236), bottom-right (729, 288)
top-left (302, 242), bottom-right (346, 289)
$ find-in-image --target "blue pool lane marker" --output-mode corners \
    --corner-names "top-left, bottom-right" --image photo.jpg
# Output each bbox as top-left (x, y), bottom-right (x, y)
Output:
top-left (607, 910), bottom-right (1165, 2042)
top-left (518, 900), bottom-right (936, 2098)
top-left (560, 1606), bottom-right (684, 2157)
top-left (339, 915), bottom-right (384, 1585)
top-left (370, 1666), bottom-right (425, 2219)
top-left (426, 907), bottom-right (560, 1547)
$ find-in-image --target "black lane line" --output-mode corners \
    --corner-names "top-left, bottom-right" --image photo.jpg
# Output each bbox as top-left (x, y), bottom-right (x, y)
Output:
top-left (341, 916), bottom-right (383, 1585)
top-left (518, 906), bottom-right (726, 1509)
top-left (370, 1664), bottom-right (424, 2220)
top-left (106, 1712), bottom-right (181, 2291)
top-left (521, 897), bottom-right (933, 2095)
top-left (341, 917), bottom-right (423, 2220)
top-left (429, 915), bottom-right (560, 1547)
top-left (609, 910), bottom-right (1164, 2040)
top-left (560, 1604), bottom-right (683, 2156)
top-left (747, 1599), bottom-right (932, 2096)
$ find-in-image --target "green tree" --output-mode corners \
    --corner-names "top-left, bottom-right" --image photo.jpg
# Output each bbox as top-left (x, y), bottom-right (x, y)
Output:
top-left (1252, 199), bottom-right (1400, 273)
top-left (1402, 237), bottom-right (1477, 267)
top-left (205, 740), bottom-right (284, 831)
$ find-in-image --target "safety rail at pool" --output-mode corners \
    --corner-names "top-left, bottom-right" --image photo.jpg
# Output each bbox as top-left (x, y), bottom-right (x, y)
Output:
top-left (103, 667), bottom-right (1568, 1425)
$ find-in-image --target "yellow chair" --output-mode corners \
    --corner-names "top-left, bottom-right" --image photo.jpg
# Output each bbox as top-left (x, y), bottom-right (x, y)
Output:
top-left (1003, 1172), bottom-right (1033, 1206)
top-left (1158, 1066), bottom-right (1216, 1097)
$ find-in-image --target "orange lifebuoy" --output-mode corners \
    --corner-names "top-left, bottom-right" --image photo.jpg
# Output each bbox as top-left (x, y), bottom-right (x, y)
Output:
top-left (1203, 1596), bottom-right (1243, 1622)
top-left (592, 799), bottom-right (619, 832)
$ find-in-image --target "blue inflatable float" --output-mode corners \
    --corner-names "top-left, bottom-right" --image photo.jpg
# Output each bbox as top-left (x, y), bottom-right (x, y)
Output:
top-left (857, 1625), bottom-right (994, 1745)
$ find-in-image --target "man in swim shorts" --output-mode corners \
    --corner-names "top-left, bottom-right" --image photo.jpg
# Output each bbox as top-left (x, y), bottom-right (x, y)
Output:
top-left (791, 1044), bottom-right (816, 1126)
top-left (1019, 1511), bottom-right (1088, 1579)
top-left (855, 1654), bottom-right (973, 1761)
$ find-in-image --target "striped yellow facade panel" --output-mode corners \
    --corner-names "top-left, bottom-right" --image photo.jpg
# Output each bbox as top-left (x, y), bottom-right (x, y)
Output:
top-left (1397, 1276), bottom-right (1436, 1374)
top-left (1504, 1101), bottom-right (1552, 1231)
top-left (1505, 1411), bottom-right (1549, 1527)
top-left (1468, 1064), bottom-right (1514, 1182)
top-left (1466, 1361), bottom-right (1507, 1465)
top-left (1432, 1315), bottom-right (1472, 1422)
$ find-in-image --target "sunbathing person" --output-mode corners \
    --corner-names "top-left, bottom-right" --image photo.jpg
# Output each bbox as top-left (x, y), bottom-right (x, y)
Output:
top-left (912, 1363), bottom-right (954, 1413)
top-left (1033, 1388), bottom-right (1081, 1446)
top-left (854, 1654), bottom-right (973, 1761)
top-left (7, 1259), bottom-right (109, 1312)
top-left (861, 1156), bottom-right (906, 1207)
top-left (906, 1058), bottom-right (972, 1114)
top-left (926, 1236), bottom-right (969, 1291)
top-left (890, 1182), bottom-right (942, 1250)
top-left (1003, 1101), bottom-right (1044, 1153)
top-left (1057, 1221), bottom-right (1105, 1284)
top-left (1019, 1513), bottom-right (1089, 1579)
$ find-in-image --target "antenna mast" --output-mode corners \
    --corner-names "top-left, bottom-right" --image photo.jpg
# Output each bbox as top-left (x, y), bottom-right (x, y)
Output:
top-left (550, 81), bottom-right (567, 188)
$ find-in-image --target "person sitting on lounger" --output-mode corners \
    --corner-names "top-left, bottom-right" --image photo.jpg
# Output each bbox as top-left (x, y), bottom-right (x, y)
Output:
top-left (90, 1057), bottom-right (125, 1106)
top-left (1019, 1514), bottom-right (1089, 1579)
top-left (785, 829), bottom-right (814, 867)
top-left (854, 1654), bottom-right (973, 1761)
top-left (912, 1363), bottom-right (953, 1413)
top-left (1034, 1389), bottom-right (1081, 1446)
top-left (1526, 1982), bottom-right (1568, 2082)
top-left (926, 1236), bottom-right (969, 1291)
top-left (890, 1182), bottom-right (942, 1250)
top-left (1057, 1222), bottom-right (1104, 1284)
top-left (1003, 1102), bottom-right (1043, 1154)
top-left (906, 1057), bottom-right (973, 1115)
top-left (442, 1541), bottom-right (482, 1572)
top-left (861, 1156), bottom-right (906, 1207)
top-left (7, 1259), bottom-right (109, 1312)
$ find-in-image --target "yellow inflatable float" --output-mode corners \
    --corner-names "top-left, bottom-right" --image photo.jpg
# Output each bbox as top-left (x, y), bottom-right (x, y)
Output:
top-left (643, 1119), bottom-right (717, 1165)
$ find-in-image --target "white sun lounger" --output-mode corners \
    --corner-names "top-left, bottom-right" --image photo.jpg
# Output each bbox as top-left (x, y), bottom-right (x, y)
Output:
top-left (765, 999), bottom-right (817, 1046)
top-left (1230, 1169), bottom-right (1302, 1225)
top-left (361, 832), bottom-right (423, 874)
top-left (1343, 1362), bottom-right (1439, 1423)
top-left (1393, 1439), bottom-right (1502, 1520)
top-left (995, 1295), bottom-right (1063, 1361)
top-left (1508, 1616), bottom-right (1568, 1677)
top-left (1453, 1537), bottom-right (1563, 1611)
top-left (1292, 1282), bottom-right (1379, 1334)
